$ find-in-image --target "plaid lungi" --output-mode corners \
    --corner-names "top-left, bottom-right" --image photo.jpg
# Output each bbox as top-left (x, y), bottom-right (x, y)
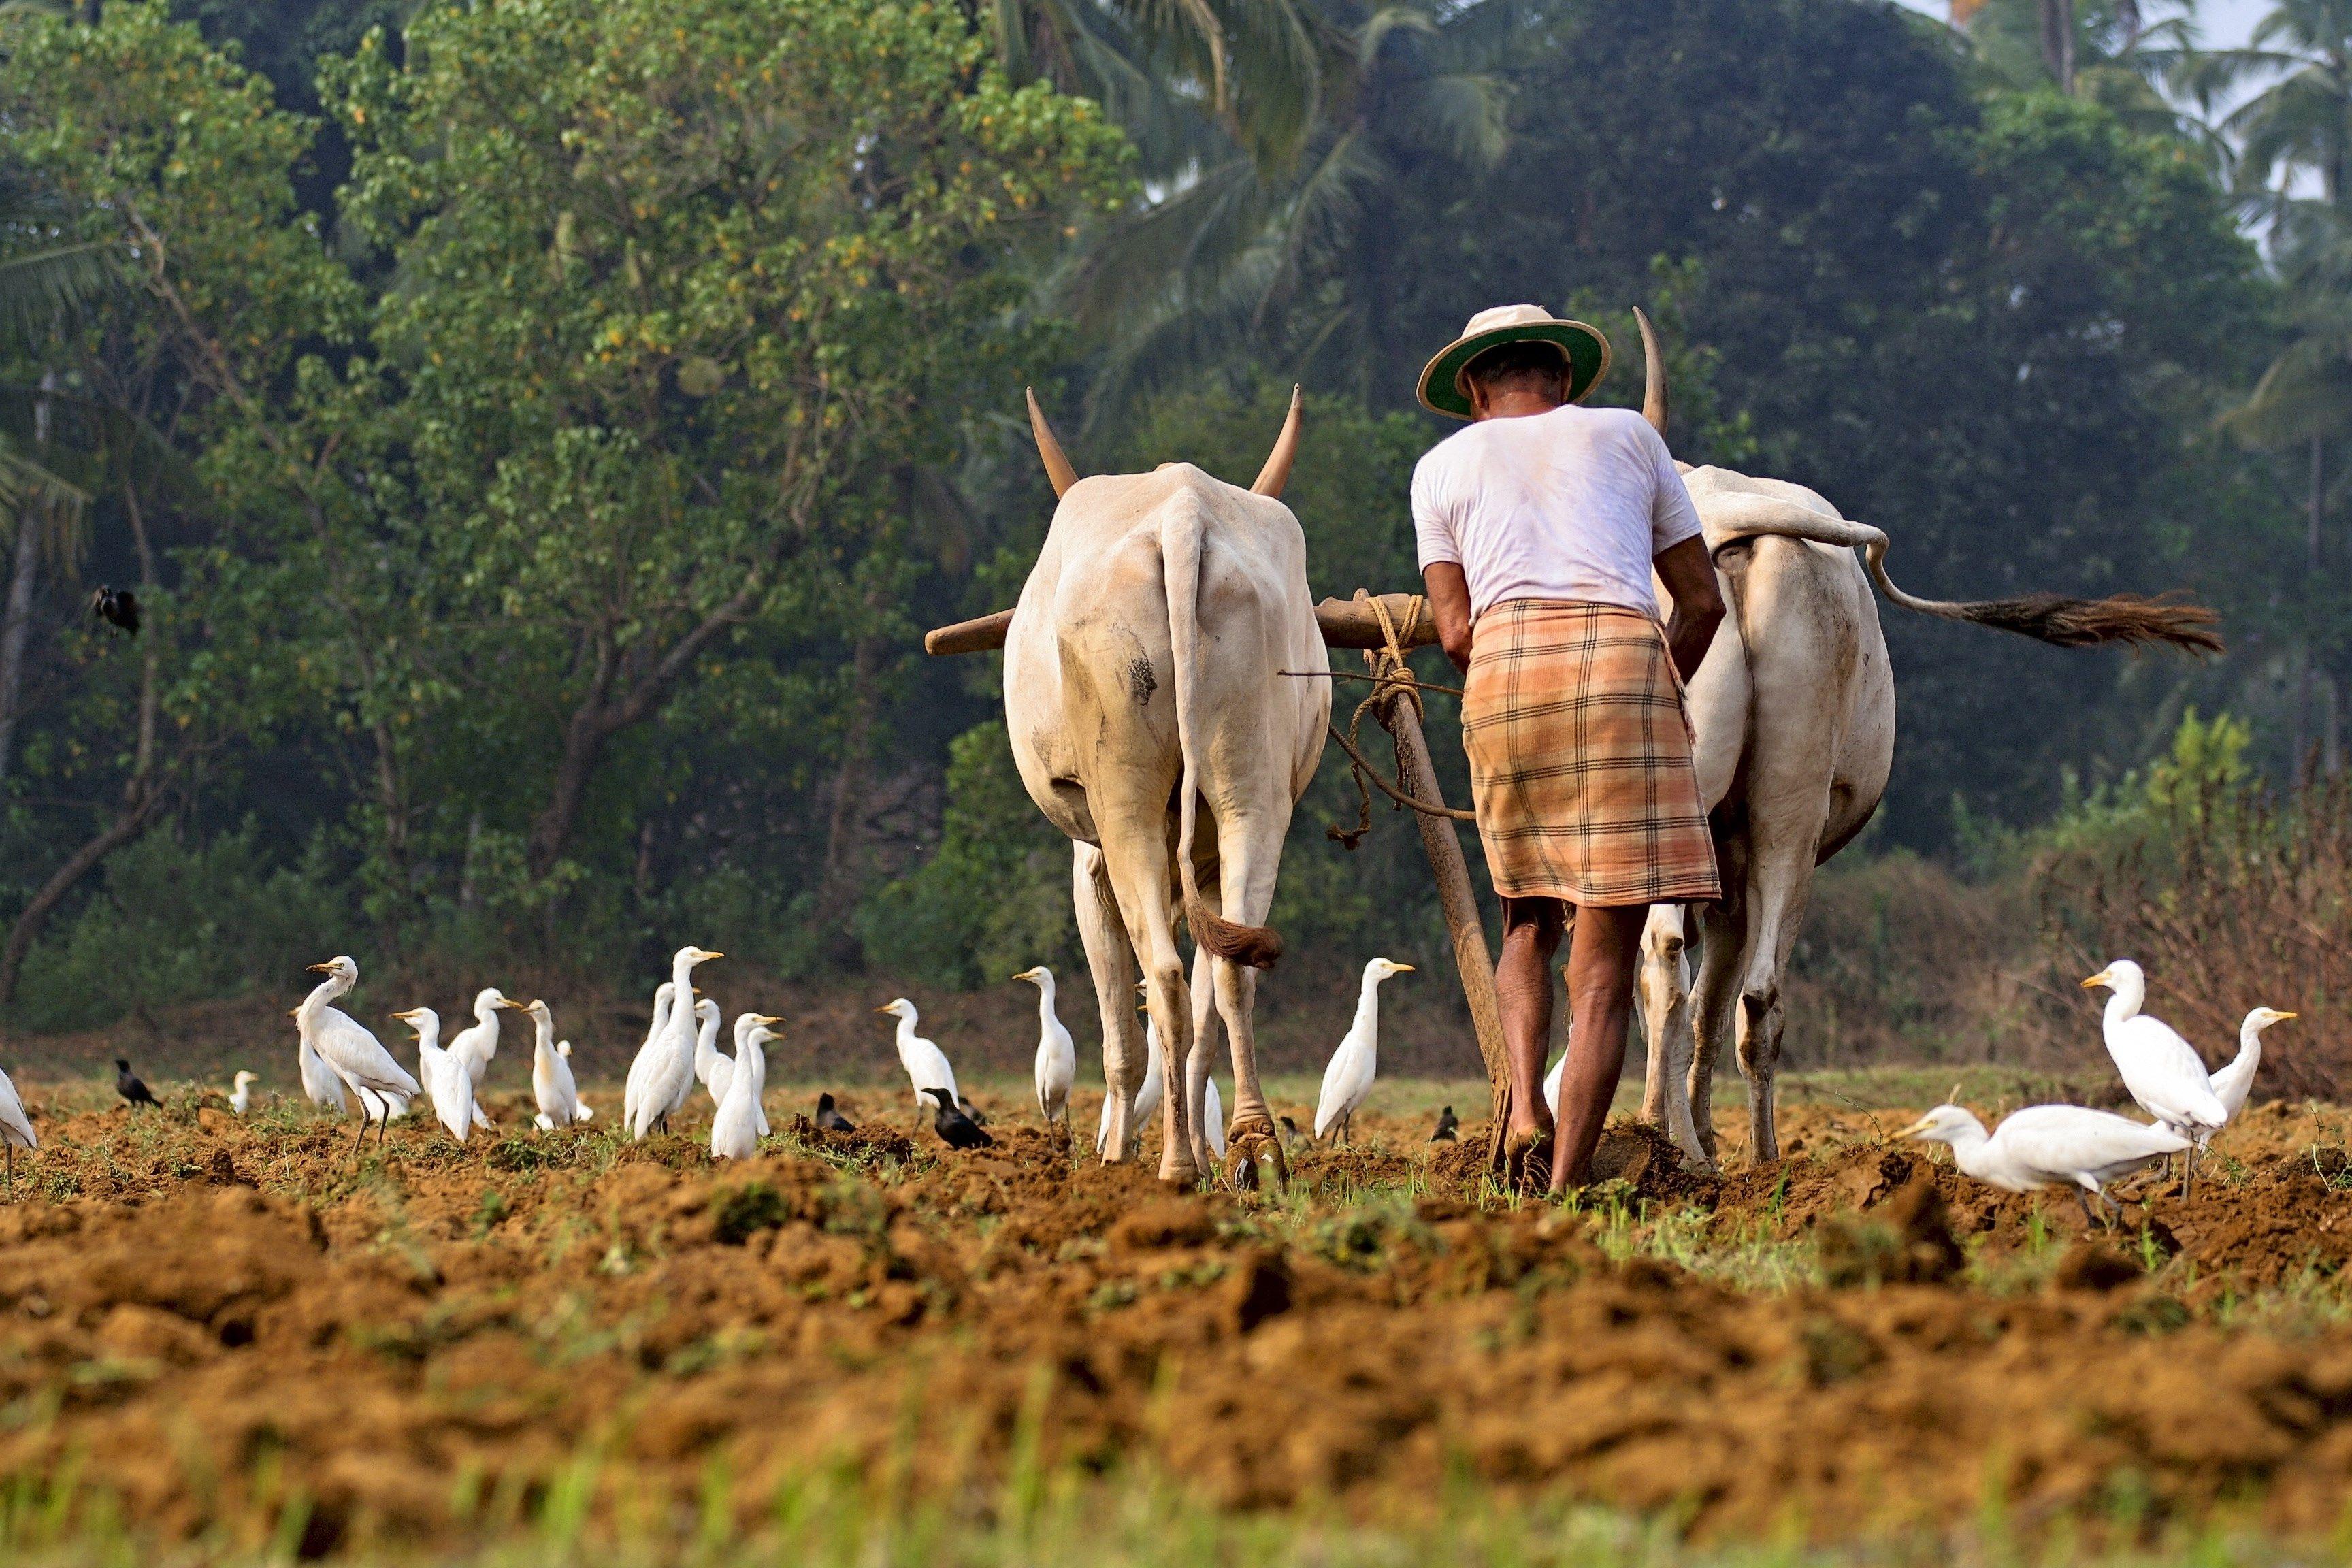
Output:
top-left (1460, 600), bottom-right (1722, 907)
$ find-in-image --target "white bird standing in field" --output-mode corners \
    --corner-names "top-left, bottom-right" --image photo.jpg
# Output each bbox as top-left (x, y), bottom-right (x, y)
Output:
top-left (2082, 959), bottom-right (2230, 1195)
top-left (1203, 1075), bottom-right (1226, 1159)
top-left (1314, 958), bottom-right (1414, 1144)
top-left (1543, 1051), bottom-right (1566, 1118)
top-left (296, 956), bottom-right (423, 1153)
top-left (1901, 1102), bottom-right (2189, 1228)
top-left (1015, 966), bottom-right (1076, 1126)
top-left (522, 998), bottom-right (591, 1130)
top-left (1097, 988), bottom-right (1164, 1157)
top-left (297, 1030), bottom-right (348, 1113)
top-left (2212, 1006), bottom-right (2296, 1124)
top-left (622, 980), bottom-right (678, 1132)
top-left (706, 1012), bottom-right (777, 1136)
top-left (630, 948), bottom-right (722, 1139)
top-left (876, 998), bottom-right (960, 1113)
top-left (447, 987), bottom-right (515, 1097)
top-left (0, 1059), bottom-right (34, 1197)
top-left (229, 1071), bottom-right (259, 1116)
top-left (710, 1019), bottom-right (777, 1161)
top-left (668, 998), bottom-right (721, 1123)
top-left (391, 1007), bottom-right (472, 1143)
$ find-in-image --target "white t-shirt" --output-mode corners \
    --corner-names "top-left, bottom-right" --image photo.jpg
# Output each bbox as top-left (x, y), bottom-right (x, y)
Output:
top-left (1411, 404), bottom-right (1703, 623)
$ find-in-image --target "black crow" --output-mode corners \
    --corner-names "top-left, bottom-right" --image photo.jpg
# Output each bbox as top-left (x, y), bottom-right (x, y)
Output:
top-left (114, 1058), bottom-right (157, 1108)
top-left (924, 1088), bottom-right (991, 1149)
top-left (1431, 1105), bottom-right (1459, 1143)
top-left (814, 1092), bottom-right (856, 1133)
top-left (88, 586), bottom-right (138, 637)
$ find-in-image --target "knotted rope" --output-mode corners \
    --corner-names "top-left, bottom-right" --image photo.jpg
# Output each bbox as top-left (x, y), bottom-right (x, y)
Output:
top-left (1325, 592), bottom-right (1477, 847)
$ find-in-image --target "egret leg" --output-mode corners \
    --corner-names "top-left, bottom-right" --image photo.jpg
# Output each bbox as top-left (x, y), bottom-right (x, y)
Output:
top-left (2076, 1188), bottom-right (2100, 1231)
top-left (5, 1141), bottom-right (12, 1200)
top-left (350, 1100), bottom-right (372, 1156)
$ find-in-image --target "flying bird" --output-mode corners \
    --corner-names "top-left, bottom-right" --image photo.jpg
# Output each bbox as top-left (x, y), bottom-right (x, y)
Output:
top-left (1015, 966), bottom-right (1077, 1126)
top-left (875, 998), bottom-right (960, 1112)
top-left (924, 1087), bottom-right (992, 1150)
top-left (1313, 958), bottom-right (1414, 1144)
top-left (2081, 960), bottom-right (2230, 1195)
top-left (710, 1020), bottom-right (777, 1161)
top-left (1431, 1105), bottom-right (1459, 1143)
top-left (295, 956), bottom-right (423, 1153)
top-left (1902, 1102), bottom-right (2189, 1229)
top-left (229, 1070), bottom-right (259, 1116)
top-left (391, 1007), bottom-right (471, 1143)
top-left (0, 1058), bottom-right (35, 1196)
top-left (86, 585), bottom-right (137, 637)
top-left (114, 1058), bottom-right (157, 1109)
top-left (524, 996), bottom-right (591, 1130)
top-left (814, 1092), bottom-right (855, 1134)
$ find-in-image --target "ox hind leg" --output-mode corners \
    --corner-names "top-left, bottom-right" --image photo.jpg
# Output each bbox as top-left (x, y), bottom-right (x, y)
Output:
top-left (1686, 845), bottom-right (1746, 1163)
top-left (1189, 802), bottom-right (1292, 1190)
top-left (1637, 904), bottom-right (1709, 1170)
top-left (1087, 806), bottom-right (1201, 1185)
top-left (1732, 798), bottom-right (1831, 1166)
top-left (1073, 842), bottom-right (1150, 1164)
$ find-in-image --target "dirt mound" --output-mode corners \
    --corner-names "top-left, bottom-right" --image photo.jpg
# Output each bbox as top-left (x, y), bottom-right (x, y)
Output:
top-left (10, 1094), bottom-right (2352, 1551)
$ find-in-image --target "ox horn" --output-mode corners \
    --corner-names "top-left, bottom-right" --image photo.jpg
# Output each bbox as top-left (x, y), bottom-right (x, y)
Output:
top-left (1635, 307), bottom-right (1669, 443)
top-left (1252, 385), bottom-right (1304, 498)
top-left (1026, 386), bottom-right (1079, 499)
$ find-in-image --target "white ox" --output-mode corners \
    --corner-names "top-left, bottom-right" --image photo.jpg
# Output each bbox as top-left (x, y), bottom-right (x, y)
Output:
top-left (1624, 327), bottom-right (2219, 1168)
top-left (1001, 393), bottom-right (1327, 1184)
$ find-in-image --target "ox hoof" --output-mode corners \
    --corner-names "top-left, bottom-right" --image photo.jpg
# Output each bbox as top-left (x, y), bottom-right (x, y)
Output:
top-left (1224, 1124), bottom-right (1287, 1192)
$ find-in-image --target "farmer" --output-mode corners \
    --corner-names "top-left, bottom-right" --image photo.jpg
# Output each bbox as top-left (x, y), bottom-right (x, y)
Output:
top-left (1412, 305), bottom-right (1725, 1191)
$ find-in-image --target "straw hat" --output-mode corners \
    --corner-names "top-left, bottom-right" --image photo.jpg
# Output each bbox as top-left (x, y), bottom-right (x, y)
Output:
top-left (1416, 304), bottom-right (1611, 421)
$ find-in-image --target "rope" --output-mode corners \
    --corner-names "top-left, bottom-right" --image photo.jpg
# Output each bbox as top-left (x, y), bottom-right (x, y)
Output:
top-left (1281, 669), bottom-right (1466, 699)
top-left (1326, 593), bottom-right (1477, 845)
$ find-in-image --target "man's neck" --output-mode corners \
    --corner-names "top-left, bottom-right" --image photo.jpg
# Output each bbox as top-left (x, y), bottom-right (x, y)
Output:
top-left (1473, 392), bottom-right (1563, 421)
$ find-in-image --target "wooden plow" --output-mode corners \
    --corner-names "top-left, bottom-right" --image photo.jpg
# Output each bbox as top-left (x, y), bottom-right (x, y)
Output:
top-left (924, 591), bottom-right (1518, 1171)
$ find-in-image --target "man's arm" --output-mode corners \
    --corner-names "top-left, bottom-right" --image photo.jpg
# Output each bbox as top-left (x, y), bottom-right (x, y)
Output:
top-left (1422, 561), bottom-right (1474, 674)
top-left (1653, 536), bottom-right (1724, 683)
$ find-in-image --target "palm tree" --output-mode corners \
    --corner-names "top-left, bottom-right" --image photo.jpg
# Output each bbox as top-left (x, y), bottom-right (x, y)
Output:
top-left (1058, 0), bottom-right (1514, 419)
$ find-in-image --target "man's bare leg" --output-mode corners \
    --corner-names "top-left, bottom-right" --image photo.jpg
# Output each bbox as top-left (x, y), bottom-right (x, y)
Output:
top-left (1497, 896), bottom-right (1565, 1152)
top-left (1550, 903), bottom-right (1648, 1192)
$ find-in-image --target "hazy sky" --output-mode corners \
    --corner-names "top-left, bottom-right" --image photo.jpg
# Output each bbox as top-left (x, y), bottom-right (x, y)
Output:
top-left (1893, 0), bottom-right (2272, 50)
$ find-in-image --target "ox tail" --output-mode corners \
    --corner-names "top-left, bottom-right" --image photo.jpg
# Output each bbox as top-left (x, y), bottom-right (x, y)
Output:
top-left (1162, 500), bottom-right (1284, 970)
top-left (1702, 500), bottom-right (2223, 656)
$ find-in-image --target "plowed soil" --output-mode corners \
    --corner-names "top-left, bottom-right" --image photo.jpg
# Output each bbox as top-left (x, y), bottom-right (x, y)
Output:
top-left (7, 1081), bottom-right (2352, 1554)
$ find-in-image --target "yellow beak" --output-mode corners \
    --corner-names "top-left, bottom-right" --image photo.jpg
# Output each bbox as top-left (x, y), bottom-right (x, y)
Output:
top-left (495, 998), bottom-right (527, 1010)
top-left (306, 962), bottom-right (334, 974)
top-left (1895, 1115), bottom-right (1936, 1139)
top-left (2278, 1011), bottom-right (2300, 1021)
top-left (873, 1005), bottom-right (892, 1015)
top-left (703, 951), bottom-right (724, 960)
top-left (1392, 963), bottom-right (1416, 973)
top-left (2079, 971), bottom-right (2109, 990)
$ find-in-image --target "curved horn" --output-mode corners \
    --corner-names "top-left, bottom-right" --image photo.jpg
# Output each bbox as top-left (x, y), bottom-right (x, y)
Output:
top-left (1634, 307), bottom-right (1669, 443)
top-left (1252, 385), bottom-right (1304, 498)
top-left (1026, 387), bottom-right (1078, 498)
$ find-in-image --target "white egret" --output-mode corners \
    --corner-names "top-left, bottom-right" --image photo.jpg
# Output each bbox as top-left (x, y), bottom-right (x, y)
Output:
top-left (1015, 966), bottom-right (1077, 1125)
top-left (1096, 990), bottom-right (1164, 1158)
top-left (1313, 958), bottom-right (1414, 1144)
top-left (2212, 1006), bottom-right (2296, 1124)
top-left (710, 1020), bottom-right (777, 1161)
top-left (1543, 1051), bottom-right (1565, 1117)
top-left (621, 980), bottom-right (679, 1132)
top-left (297, 1034), bottom-right (348, 1113)
top-left (229, 1071), bottom-right (259, 1116)
top-left (1204, 1075), bottom-right (1226, 1159)
top-left (631, 948), bottom-right (722, 1139)
top-left (663, 998), bottom-right (721, 1126)
top-left (446, 988), bottom-right (516, 1098)
top-left (2082, 960), bottom-right (2230, 1195)
top-left (706, 1012), bottom-right (777, 1136)
top-left (391, 1007), bottom-right (472, 1143)
top-left (526, 996), bottom-right (592, 1130)
top-left (1901, 1102), bottom-right (2189, 1228)
top-left (297, 956), bottom-right (423, 1152)
top-left (0, 1059), bottom-right (34, 1196)
top-left (875, 998), bottom-right (959, 1111)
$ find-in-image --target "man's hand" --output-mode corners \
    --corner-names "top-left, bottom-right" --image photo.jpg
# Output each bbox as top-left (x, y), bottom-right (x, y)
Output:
top-left (1654, 536), bottom-right (1725, 684)
top-left (1422, 562), bottom-right (1474, 674)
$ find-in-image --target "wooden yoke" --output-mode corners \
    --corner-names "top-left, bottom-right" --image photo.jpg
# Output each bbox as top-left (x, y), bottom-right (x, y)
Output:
top-left (923, 589), bottom-right (1512, 1172)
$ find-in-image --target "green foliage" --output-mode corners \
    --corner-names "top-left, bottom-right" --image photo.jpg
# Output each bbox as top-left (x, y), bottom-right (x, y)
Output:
top-left (10, 823), bottom-right (349, 1031)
